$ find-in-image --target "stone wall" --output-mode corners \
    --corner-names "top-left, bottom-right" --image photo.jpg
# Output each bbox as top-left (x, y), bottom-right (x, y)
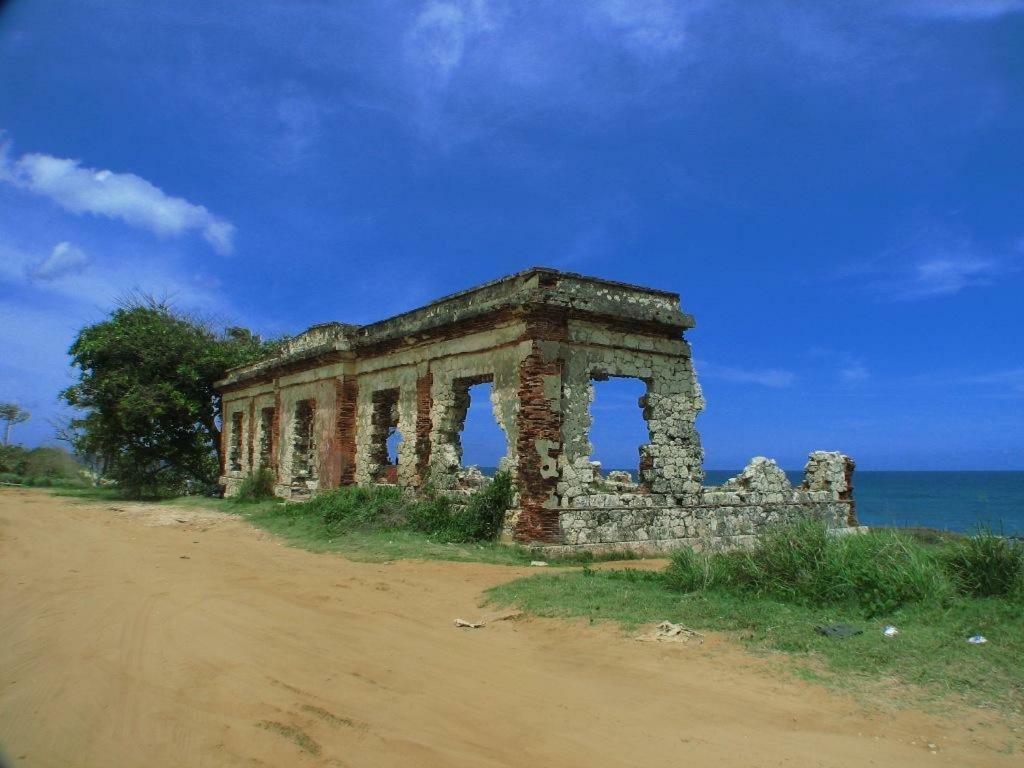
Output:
top-left (216, 268), bottom-right (856, 550)
top-left (550, 452), bottom-right (855, 555)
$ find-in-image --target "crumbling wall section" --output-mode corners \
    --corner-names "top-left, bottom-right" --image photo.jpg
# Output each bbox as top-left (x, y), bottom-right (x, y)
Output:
top-left (553, 453), bottom-right (855, 555)
top-left (557, 319), bottom-right (704, 504)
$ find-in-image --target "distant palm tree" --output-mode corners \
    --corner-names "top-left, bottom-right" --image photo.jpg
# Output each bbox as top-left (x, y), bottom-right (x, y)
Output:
top-left (0, 403), bottom-right (30, 446)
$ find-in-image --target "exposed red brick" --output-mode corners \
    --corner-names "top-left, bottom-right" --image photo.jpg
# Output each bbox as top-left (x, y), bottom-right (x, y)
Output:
top-left (415, 371), bottom-right (433, 485)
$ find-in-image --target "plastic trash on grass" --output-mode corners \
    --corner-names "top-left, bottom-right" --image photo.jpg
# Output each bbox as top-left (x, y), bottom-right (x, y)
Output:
top-left (967, 635), bottom-right (988, 644)
top-left (882, 625), bottom-right (899, 637)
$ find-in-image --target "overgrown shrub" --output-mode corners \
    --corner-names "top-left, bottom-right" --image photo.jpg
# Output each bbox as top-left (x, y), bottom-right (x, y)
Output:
top-left (941, 529), bottom-right (1024, 598)
top-left (233, 467), bottom-right (278, 503)
top-left (306, 485), bottom-right (412, 530)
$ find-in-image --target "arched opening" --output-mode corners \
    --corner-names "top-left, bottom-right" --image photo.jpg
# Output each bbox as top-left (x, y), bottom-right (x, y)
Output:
top-left (588, 375), bottom-right (650, 484)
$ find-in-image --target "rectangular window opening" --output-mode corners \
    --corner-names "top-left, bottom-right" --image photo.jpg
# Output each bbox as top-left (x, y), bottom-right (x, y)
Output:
top-left (587, 374), bottom-right (650, 487)
top-left (458, 379), bottom-right (507, 486)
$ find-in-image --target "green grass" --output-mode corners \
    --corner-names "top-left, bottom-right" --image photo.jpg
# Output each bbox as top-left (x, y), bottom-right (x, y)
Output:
top-left (229, 495), bottom-right (539, 564)
top-left (487, 521), bottom-right (1024, 715)
top-left (221, 495), bottom-right (640, 565)
top-left (46, 485), bottom-right (126, 502)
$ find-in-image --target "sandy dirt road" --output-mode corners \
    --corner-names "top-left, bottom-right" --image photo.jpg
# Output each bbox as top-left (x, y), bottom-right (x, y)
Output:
top-left (0, 488), bottom-right (1018, 767)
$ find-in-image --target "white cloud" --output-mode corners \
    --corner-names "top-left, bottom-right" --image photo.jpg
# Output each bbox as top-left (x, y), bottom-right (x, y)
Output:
top-left (0, 140), bottom-right (234, 254)
top-left (26, 241), bottom-right (90, 281)
top-left (900, 0), bottom-right (1024, 20)
top-left (697, 360), bottom-right (796, 388)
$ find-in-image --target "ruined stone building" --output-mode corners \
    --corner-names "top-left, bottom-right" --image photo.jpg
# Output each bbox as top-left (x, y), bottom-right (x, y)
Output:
top-left (217, 268), bottom-right (855, 552)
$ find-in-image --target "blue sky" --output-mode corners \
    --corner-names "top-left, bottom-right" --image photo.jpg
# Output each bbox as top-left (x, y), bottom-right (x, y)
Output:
top-left (1, 0), bottom-right (1022, 470)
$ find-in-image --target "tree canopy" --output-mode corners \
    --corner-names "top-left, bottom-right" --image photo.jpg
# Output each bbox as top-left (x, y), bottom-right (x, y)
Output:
top-left (61, 300), bottom-right (278, 497)
top-left (0, 403), bottom-right (30, 446)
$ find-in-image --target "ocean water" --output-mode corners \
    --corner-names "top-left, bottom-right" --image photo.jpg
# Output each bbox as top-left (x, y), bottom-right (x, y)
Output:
top-left (704, 470), bottom-right (1024, 536)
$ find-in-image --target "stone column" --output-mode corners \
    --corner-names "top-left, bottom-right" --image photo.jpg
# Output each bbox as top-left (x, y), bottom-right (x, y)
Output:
top-left (556, 360), bottom-right (596, 505)
top-left (640, 357), bottom-right (705, 499)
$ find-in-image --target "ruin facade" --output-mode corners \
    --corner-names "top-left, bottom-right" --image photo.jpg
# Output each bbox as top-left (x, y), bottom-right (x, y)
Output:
top-left (216, 268), bottom-right (855, 553)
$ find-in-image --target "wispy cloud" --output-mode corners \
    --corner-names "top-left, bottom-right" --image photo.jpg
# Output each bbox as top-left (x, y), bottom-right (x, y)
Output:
top-left (850, 229), bottom-right (1022, 301)
top-left (808, 347), bottom-right (871, 386)
top-left (0, 138), bottom-right (234, 254)
top-left (899, 0), bottom-right (1024, 20)
top-left (900, 256), bottom-right (1001, 298)
top-left (839, 362), bottom-right (870, 384)
top-left (26, 241), bottom-right (90, 282)
top-left (965, 368), bottom-right (1024, 392)
top-left (591, 0), bottom-right (693, 56)
top-left (0, 238), bottom-right (230, 315)
top-left (697, 360), bottom-right (796, 388)
top-left (405, 1), bottom-right (500, 88)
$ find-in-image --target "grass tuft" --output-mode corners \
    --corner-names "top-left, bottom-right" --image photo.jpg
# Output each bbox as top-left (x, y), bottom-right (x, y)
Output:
top-left (233, 467), bottom-right (277, 503)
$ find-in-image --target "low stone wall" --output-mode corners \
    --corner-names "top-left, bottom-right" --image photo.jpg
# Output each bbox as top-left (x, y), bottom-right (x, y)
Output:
top-left (535, 451), bottom-right (856, 554)
top-left (548, 498), bottom-right (851, 555)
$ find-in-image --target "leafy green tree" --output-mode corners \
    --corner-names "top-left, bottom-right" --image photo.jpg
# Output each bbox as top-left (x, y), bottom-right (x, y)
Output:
top-left (61, 298), bottom-right (277, 497)
top-left (0, 403), bottom-right (30, 446)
